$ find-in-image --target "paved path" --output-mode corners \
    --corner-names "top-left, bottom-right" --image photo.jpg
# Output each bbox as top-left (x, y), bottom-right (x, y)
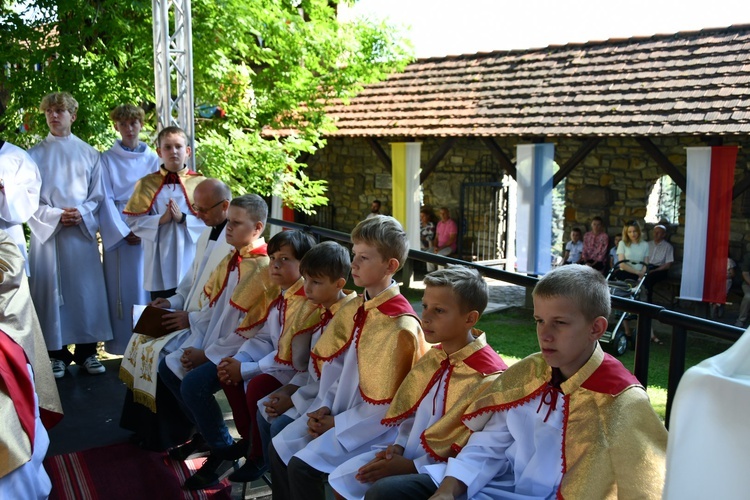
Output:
top-left (409, 276), bottom-right (526, 315)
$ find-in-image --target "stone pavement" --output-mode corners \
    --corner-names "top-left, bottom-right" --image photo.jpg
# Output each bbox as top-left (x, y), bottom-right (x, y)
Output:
top-left (408, 274), bottom-right (526, 315)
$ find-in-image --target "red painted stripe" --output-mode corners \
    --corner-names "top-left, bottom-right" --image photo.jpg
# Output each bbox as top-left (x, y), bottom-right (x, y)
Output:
top-left (703, 146), bottom-right (737, 302)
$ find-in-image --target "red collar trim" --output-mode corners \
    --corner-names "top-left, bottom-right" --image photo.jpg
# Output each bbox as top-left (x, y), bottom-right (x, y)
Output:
top-left (580, 353), bottom-right (640, 395)
top-left (376, 293), bottom-right (417, 317)
top-left (463, 344), bottom-right (508, 374)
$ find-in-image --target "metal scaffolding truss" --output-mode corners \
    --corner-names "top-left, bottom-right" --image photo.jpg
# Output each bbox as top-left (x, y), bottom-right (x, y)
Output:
top-left (152, 0), bottom-right (195, 168)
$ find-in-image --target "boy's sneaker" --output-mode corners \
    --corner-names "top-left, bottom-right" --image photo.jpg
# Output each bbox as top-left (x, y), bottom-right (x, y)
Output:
top-left (51, 358), bottom-right (67, 379)
top-left (82, 355), bottom-right (106, 375)
top-left (184, 455), bottom-right (238, 490)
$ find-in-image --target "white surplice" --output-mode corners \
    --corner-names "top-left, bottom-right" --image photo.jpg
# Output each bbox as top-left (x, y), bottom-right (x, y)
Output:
top-left (0, 142), bottom-right (41, 271)
top-left (233, 290), bottom-right (296, 388)
top-left (125, 176), bottom-right (204, 292)
top-left (328, 370), bottom-right (447, 499)
top-left (272, 323), bottom-right (398, 472)
top-left (257, 326), bottom-right (323, 424)
top-left (99, 140), bottom-right (158, 354)
top-left (27, 133), bottom-right (112, 349)
top-left (168, 224), bottom-right (233, 312)
top-left (164, 264), bottom-right (245, 380)
top-left (421, 393), bottom-right (565, 500)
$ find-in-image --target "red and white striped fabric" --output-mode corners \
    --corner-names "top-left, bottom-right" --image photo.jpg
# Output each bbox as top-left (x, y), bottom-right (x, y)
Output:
top-left (680, 146), bottom-right (738, 303)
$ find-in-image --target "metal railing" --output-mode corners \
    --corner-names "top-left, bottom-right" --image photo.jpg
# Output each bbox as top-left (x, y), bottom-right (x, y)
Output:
top-left (268, 218), bottom-right (745, 426)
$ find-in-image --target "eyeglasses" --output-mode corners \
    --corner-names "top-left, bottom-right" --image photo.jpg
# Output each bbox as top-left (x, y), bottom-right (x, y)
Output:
top-left (192, 199), bottom-right (226, 214)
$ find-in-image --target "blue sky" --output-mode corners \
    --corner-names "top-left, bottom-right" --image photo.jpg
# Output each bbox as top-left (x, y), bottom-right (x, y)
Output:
top-left (341, 0), bottom-right (750, 58)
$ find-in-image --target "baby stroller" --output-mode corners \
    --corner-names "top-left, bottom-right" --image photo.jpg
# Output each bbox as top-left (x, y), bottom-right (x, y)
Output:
top-left (599, 261), bottom-right (649, 357)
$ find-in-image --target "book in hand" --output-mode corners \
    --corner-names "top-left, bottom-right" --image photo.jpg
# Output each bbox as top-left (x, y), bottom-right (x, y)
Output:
top-left (132, 305), bottom-right (182, 338)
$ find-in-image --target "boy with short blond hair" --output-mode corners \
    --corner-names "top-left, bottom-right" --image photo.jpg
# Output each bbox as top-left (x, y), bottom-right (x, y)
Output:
top-left (158, 194), bottom-right (279, 489)
top-left (328, 266), bottom-right (508, 499)
top-left (427, 265), bottom-right (667, 499)
top-left (99, 104), bottom-right (159, 354)
top-left (28, 91), bottom-right (112, 378)
top-left (124, 126), bottom-right (205, 299)
top-left (269, 215), bottom-right (429, 500)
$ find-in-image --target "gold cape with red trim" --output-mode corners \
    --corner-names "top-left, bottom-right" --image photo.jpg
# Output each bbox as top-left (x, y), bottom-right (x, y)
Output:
top-left (123, 166), bottom-right (205, 215)
top-left (0, 330), bottom-right (34, 478)
top-left (382, 331), bottom-right (507, 461)
top-left (463, 345), bottom-right (667, 499)
top-left (274, 278), bottom-right (322, 370)
top-left (201, 243), bottom-right (280, 339)
top-left (0, 231), bottom-right (62, 431)
top-left (282, 289), bottom-right (359, 372)
top-left (311, 285), bottom-right (428, 405)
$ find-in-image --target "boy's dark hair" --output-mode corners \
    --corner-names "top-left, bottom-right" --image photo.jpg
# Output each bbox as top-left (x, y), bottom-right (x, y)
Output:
top-left (157, 125), bottom-right (188, 146)
top-left (229, 194), bottom-right (268, 229)
top-left (571, 227), bottom-right (582, 234)
top-left (351, 215), bottom-right (409, 270)
top-left (300, 241), bottom-right (351, 282)
top-left (423, 265), bottom-right (488, 314)
top-left (111, 104), bottom-right (145, 123)
top-left (591, 216), bottom-right (603, 224)
top-left (267, 230), bottom-right (316, 260)
top-left (533, 264), bottom-right (611, 321)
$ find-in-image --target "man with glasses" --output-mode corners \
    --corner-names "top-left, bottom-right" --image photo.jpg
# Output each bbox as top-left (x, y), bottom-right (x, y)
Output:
top-left (120, 178), bottom-right (233, 451)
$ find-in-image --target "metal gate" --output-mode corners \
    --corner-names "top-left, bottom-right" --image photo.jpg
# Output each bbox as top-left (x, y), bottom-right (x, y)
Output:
top-left (458, 177), bottom-right (510, 265)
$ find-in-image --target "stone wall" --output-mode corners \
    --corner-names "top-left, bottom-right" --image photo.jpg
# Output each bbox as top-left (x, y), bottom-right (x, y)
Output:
top-left (303, 135), bottom-right (750, 264)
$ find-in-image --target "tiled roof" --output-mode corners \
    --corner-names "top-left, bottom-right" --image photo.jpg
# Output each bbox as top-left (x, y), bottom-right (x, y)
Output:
top-left (325, 25), bottom-right (750, 137)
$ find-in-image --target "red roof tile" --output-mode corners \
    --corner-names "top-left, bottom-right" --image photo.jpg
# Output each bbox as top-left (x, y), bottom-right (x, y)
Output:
top-left (323, 25), bottom-right (750, 137)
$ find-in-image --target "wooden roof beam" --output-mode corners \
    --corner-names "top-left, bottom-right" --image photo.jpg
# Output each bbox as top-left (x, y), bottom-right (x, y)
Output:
top-left (553, 137), bottom-right (601, 187)
top-left (733, 174), bottom-right (750, 200)
top-left (365, 137), bottom-right (392, 170)
top-left (420, 137), bottom-right (458, 184)
top-left (481, 137), bottom-right (516, 180)
top-left (635, 137), bottom-right (686, 191)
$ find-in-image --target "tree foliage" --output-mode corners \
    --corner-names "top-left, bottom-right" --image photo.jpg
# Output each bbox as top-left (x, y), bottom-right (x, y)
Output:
top-left (0, 0), bottom-right (412, 211)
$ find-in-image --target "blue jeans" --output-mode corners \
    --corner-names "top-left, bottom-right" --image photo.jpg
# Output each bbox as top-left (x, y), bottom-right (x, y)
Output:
top-left (257, 410), bottom-right (293, 469)
top-left (157, 358), bottom-right (233, 449)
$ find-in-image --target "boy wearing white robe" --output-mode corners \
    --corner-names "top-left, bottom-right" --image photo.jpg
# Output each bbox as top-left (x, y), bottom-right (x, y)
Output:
top-left (328, 266), bottom-right (507, 500)
top-left (98, 104), bottom-right (159, 354)
top-left (246, 241), bottom-right (356, 485)
top-left (124, 126), bottom-right (205, 299)
top-left (27, 92), bottom-right (112, 378)
top-left (268, 216), bottom-right (429, 500)
top-left (217, 230), bottom-right (318, 480)
top-left (158, 194), bottom-right (279, 490)
top-left (426, 265), bottom-right (667, 500)
top-left (0, 140), bottom-right (41, 270)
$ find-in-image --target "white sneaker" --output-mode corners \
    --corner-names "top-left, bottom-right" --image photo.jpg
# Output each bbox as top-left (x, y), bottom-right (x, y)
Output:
top-left (51, 358), bottom-right (67, 379)
top-left (82, 355), bottom-right (106, 375)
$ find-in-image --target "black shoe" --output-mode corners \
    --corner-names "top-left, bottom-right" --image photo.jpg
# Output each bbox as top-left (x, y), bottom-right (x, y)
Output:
top-left (184, 454), bottom-right (238, 490)
top-left (228, 460), bottom-right (268, 483)
top-left (212, 439), bottom-right (248, 461)
top-left (168, 434), bottom-right (210, 461)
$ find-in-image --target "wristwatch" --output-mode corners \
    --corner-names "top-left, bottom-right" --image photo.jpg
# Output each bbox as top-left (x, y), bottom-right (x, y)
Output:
top-left (0, 178), bottom-right (4, 190)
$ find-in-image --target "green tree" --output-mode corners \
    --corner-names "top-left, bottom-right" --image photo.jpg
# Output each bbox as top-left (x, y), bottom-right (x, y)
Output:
top-left (0, 0), bottom-right (412, 211)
